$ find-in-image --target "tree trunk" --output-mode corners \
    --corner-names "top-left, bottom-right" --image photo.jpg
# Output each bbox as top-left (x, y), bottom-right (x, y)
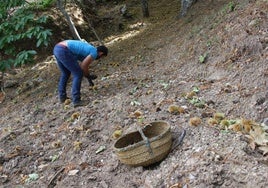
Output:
top-left (141, 0), bottom-right (149, 17)
top-left (56, 0), bottom-right (81, 40)
top-left (0, 71), bottom-right (4, 93)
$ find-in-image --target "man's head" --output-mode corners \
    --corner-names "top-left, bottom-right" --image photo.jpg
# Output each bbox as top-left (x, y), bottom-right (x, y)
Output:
top-left (96, 45), bottom-right (108, 59)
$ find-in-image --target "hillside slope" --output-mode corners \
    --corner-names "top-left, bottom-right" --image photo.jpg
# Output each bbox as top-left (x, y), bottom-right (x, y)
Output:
top-left (0, 0), bottom-right (267, 187)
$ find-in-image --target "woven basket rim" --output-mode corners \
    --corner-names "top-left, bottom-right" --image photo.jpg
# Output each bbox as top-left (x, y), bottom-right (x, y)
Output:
top-left (113, 121), bottom-right (170, 152)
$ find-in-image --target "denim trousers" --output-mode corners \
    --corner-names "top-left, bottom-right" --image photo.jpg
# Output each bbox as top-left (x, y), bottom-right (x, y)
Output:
top-left (53, 45), bottom-right (83, 103)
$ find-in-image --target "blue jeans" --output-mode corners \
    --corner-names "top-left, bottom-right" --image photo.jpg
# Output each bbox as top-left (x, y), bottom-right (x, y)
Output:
top-left (53, 44), bottom-right (83, 103)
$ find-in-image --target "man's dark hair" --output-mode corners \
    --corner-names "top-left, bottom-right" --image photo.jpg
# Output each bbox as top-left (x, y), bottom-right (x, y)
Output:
top-left (97, 45), bottom-right (108, 56)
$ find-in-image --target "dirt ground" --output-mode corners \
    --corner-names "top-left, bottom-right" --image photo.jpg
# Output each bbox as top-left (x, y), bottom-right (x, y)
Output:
top-left (0, 0), bottom-right (268, 187)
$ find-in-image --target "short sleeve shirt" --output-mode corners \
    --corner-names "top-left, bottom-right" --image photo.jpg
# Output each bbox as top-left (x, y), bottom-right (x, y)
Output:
top-left (66, 40), bottom-right (97, 61)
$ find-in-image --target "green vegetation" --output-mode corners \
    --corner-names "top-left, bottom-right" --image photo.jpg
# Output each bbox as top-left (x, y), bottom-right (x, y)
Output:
top-left (221, 1), bottom-right (237, 15)
top-left (0, 0), bottom-right (52, 73)
top-left (28, 0), bottom-right (56, 10)
top-left (199, 53), bottom-right (207, 63)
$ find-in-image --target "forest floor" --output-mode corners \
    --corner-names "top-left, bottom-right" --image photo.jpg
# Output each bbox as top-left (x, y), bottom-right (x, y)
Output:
top-left (0, 0), bottom-right (268, 187)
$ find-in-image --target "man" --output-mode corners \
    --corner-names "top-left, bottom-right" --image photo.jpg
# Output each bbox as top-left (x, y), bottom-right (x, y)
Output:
top-left (53, 40), bottom-right (108, 107)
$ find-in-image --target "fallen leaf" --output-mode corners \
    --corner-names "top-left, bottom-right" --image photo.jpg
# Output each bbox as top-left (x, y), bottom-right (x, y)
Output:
top-left (130, 100), bottom-right (141, 106)
top-left (192, 86), bottom-right (200, 93)
top-left (68, 169), bottom-right (79, 176)
top-left (229, 123), bottom-right (242, 132)
top-left (96, 145), bottom-right (106, 154)
top-left (259, 146), bottom-right (268, 155)
top-left (249, 126), bottom-right (268, 146)
top-left (26, 173), bottom-right (39, 183)
top-left (245, 135), bottom-right (256, 150)
top-left (73, 141), bottom-right (82, 151)
top-left (79, 162), bottom-right (89, 170)
top-left (38, 164), bottom-right (49, 171)
top-left (64, 163), bottom-right (76, 173)
top-left (0, 92), bottom-right (5, 103)
top-left (51, 154), bottom-right (59, 162)
top-left (189, 97), bottom-right (205, 108)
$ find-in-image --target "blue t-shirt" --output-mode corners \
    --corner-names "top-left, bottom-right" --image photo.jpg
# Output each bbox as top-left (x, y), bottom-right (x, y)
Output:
top-left (66, 40), bottom-right (97, 61)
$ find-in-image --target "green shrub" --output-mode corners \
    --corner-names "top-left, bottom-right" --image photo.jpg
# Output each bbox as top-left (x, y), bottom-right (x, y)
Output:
top-left (0, 0), bottom-right (52, 72)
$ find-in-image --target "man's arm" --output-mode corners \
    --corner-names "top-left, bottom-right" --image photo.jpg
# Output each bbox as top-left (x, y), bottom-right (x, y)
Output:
top-left (80, 55), bottom-right (93, 77)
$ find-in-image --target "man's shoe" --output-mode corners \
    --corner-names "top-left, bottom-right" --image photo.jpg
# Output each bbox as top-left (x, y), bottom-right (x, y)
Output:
top-left (73, 100), bottom-right (88, 108)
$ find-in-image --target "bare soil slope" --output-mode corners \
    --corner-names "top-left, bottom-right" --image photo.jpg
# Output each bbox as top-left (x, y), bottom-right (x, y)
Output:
top-left (0, 0), bottom-right (267, 187)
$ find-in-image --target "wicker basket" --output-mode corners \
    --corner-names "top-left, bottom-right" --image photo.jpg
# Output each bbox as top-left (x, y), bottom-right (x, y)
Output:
top-left (113, 121), bottom-right (172, 167)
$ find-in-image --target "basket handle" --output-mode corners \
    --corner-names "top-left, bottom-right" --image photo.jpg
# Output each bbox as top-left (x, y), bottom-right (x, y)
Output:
top-left (171, 129), bottom-right (186, 151)
top-left (137, 126), bottom-right (154, 156)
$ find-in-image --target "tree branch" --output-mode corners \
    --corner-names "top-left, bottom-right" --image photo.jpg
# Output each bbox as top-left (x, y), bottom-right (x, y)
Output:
top-left (56, 0), bottom-right (81, 40)
top-left (72, 0), bottom-right (103, 45)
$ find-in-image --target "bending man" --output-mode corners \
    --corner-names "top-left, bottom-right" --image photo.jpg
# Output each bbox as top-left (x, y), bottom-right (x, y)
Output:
top-left (53, 40), bottom-right (108, 107)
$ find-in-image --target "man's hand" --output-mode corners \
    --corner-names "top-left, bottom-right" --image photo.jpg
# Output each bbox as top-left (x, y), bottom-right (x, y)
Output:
top-left (86, 74), bottom-right (97, 86)
top-left (87, 74), bottom-right (97, 80)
